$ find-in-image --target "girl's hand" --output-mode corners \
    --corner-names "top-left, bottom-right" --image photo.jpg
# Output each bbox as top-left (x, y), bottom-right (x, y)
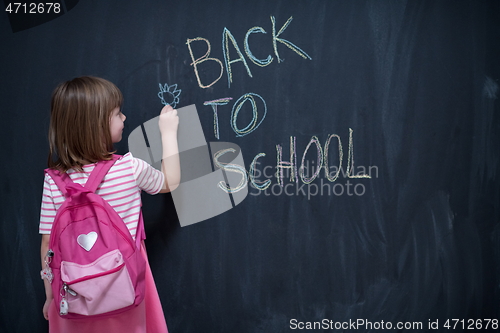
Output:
top-left (159, 105), bottom-right (179, 136)
top-left (43, 297), bottom-right (52, 320)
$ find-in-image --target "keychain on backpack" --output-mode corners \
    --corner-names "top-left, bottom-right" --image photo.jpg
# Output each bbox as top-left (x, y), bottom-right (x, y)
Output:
top-left (40, 249), bottom-right (54, 284)
top-left (59, 283), bottom-right (76, 316)
top-left (59, 283), bottom-right (68, 315)
top-left (59, 297), bottom-right (68, 316)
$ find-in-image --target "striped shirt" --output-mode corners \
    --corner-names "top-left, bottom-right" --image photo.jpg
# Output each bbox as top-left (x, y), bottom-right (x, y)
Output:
top-left (39, 153), bottom-right (164, 239)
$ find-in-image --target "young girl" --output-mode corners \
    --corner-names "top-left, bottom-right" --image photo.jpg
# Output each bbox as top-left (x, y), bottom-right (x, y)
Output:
top-left (39, 76), bottom-right (180, 333)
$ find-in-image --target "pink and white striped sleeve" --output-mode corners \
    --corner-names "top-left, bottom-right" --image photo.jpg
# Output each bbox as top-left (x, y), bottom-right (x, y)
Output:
top-left (131, 156), bottom-right (164, 194)
top-left (39, 174), bottom-right (56, 234)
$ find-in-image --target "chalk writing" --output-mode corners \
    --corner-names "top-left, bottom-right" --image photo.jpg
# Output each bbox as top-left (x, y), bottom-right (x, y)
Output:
top-left (299, 136), bottom-right (323, 184)
top-left (346, 128), bottom-right (371, 178)
top-left (204, 98), bottom-right (233, 139)
top-left (250, 153), bottom-right (271, 190)
top-left (243, 130), bottom-right (372, 191)
top-left (223, 27), bottom-right (253, 88)
top-left (187, 16), bottom-right (311, 89)
top-left (324, 134), bottom-right (343, 182)
top-left (244, 27), bottom-right (273, 67)
top-left (158, 83), bottom-right (181, 108)
top-left (186, 37), bottom-right (224, 88)
top-left (186, 16), bottom-right (370, 200)
top-left (204, 93), bottom-right (267, 138)
top-left (213, 148), bottom-right (248, 193)
top-left (271, 16), bottom-right (312, 62)
top-left (276, 136), bottom-right (298, 186)
top-left (230, 93), bottom-right (267, 137)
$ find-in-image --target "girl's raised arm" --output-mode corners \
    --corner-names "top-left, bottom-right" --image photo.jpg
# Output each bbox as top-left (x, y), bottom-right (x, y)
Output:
top-left (158, 105), bottom-right (180, 193)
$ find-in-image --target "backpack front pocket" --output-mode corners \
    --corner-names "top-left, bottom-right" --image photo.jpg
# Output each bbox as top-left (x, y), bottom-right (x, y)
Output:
top-left (60, 249), bottom-right (135, 316)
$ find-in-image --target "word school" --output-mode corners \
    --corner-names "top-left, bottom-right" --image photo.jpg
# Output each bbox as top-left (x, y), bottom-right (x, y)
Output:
top-left (213, 129), bottom-right (372, 194)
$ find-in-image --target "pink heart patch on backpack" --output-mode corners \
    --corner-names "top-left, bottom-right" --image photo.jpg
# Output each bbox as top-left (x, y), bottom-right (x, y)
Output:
top-left (77, 232), bottom-right (98, 251)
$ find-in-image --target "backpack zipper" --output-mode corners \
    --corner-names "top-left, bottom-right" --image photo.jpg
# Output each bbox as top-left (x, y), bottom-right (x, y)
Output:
top-left (64, 262), bottom-right (126, 285)
top-left (63, 283), bottom-right (77, 296)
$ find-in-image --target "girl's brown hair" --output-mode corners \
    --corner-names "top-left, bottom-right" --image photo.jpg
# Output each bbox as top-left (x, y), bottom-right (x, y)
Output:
top-left (48, 76), bottom-right (123, 172)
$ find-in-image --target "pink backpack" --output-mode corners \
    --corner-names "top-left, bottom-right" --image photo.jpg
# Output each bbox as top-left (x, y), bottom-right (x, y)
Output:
top-left (45, 155), bottom-right (146, 319)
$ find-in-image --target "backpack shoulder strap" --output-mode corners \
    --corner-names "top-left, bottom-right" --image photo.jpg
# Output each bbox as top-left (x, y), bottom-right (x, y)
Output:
top-left (85, 155), bottom-right (121, 193)
top-left (45, 168), bottom-right (73, 196)
top-left (135, 211), bottom-right (146, 247)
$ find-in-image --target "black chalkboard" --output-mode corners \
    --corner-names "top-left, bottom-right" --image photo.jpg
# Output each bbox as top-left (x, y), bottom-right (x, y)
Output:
top-left (1, 1), bottom-right (499, 332)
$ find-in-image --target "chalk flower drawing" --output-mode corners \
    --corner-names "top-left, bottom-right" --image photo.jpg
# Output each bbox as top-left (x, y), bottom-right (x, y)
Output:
top-left (158, 83), bottom-right (181, 108)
